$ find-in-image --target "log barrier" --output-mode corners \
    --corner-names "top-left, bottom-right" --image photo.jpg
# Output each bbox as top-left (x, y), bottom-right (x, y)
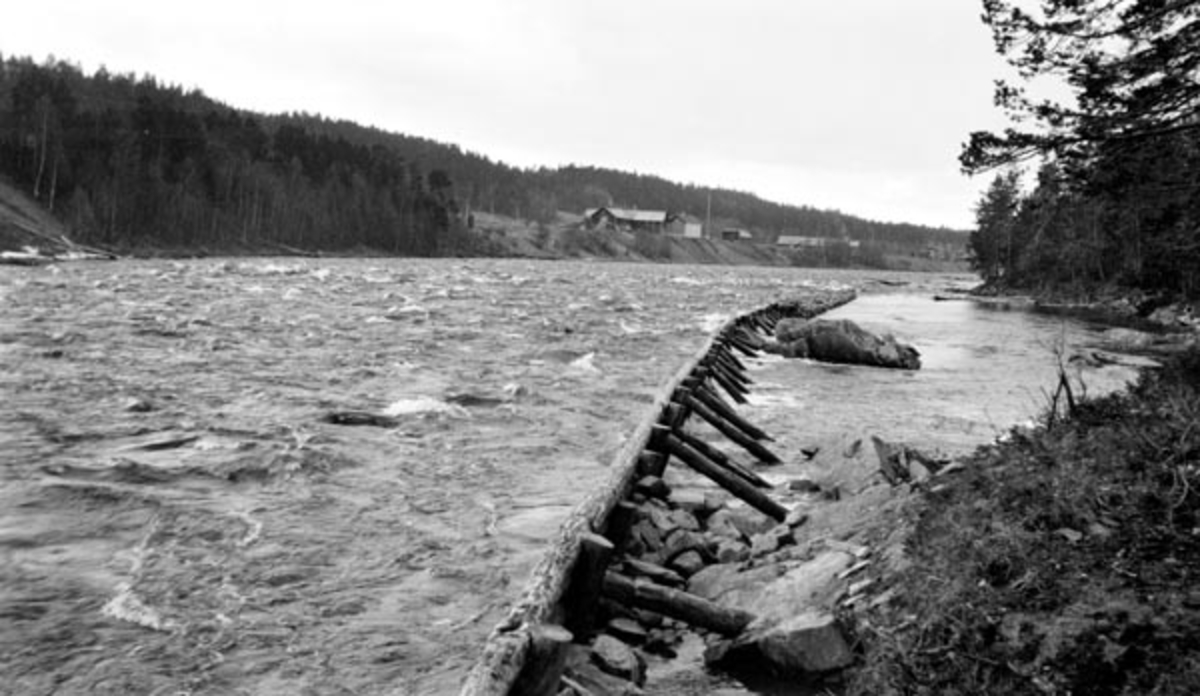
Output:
top-left (458, 290), bottom-right (855, 696)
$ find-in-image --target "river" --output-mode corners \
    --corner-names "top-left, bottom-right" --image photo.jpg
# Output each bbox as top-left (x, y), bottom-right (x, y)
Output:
top-left (0, 259), bottom-right (1141, 695)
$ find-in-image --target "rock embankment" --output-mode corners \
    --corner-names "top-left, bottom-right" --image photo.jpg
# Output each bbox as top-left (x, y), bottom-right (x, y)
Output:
top-left (551, 426), bottom-right (960, 694)
top-left (463, 292), bottom-right (947, 696)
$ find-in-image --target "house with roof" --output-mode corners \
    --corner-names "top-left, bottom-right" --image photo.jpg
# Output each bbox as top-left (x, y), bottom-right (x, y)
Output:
top-left (584, 207), bottom-right (686, 235)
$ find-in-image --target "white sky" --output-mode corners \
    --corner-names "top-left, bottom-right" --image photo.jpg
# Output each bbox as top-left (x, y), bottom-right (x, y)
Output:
top-left (2, 1), bottom-right (1018, 229)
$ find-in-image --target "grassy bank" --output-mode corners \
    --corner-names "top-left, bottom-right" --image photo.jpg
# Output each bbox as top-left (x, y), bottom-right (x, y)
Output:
top-left (848, 349), bottom-right (1200, 695)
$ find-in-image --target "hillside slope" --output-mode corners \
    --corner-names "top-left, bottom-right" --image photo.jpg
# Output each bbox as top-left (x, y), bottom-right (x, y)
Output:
top-left (1, 56), bottom-right (966, 261)
top-left (0, 178), bottom-right (73, 253)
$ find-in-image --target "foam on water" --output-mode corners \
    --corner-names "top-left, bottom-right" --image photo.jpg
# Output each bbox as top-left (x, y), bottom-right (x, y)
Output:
top-left (102, 583), bottom-right (176, 632)
top-left (383, 396), bottom-right (470, 418)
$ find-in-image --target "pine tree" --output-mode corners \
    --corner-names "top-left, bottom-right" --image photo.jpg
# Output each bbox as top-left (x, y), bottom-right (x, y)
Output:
top-left (971, 171), bottom-right (1024, 283)
top-left (963, 0), bottom-right (1200, 172)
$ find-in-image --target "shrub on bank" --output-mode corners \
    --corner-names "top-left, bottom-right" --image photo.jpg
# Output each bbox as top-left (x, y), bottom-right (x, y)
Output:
top-left (849, 349), bottom-right (1200, 695)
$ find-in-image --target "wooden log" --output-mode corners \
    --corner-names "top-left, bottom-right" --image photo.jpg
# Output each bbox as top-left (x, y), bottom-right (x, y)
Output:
top-left (699, 366), bottom-right (749, 405)
top-left (713, 342), bottom-right (749, 372)
top-left (601, 572), bottom-right (755, 636)
top-left (510, 624), bottom-right (573, 696)
top-left (460, 308), bottom-right (746, 696)
top-left (653, 427), bottom-right (787, 522)
top-left (709, 359), bottom-right (752, 396)
top-left (709, 357), bottom-right (751, 389)
top-left (661, 402), bottom-right (688, 430)
top-left (563, 533), bottom-right (615, 640)
top-left (722, 332), bottom-right (761, 358)
top-left (712, 348), bottom-right (751, 381)
top-left (708, 351), bottom-right (750, 384)
top-left (735, 325), bottom-right (767, 351)
top-left (673, 428), bottom-right (772, 490)
top-left (636, 451), bottom-right (667, 479)
top-left (692, 385), bottom-right (773, 442)
top-left (459, 291), bottom-right (857, 696)
top-left (705, 364), bottom-right (750, 404)
top-left (608, 501), bottom-right (639, 548)
top-left (681, 394), bottom-right (783, 465)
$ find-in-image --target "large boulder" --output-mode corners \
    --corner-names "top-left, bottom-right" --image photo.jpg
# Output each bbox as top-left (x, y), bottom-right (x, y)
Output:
top-left (746, 550), bottom-right (856, 616)
top-left (771, 318), bottom-right (920, 369)
top-left (705, 612), bottom-right (854, 676)
top-left (753, 611), bottom-right (854, 673)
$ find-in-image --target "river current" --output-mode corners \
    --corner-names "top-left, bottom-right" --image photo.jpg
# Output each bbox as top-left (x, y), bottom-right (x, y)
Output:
top-left (0, 259), bottom-right (1141, 695)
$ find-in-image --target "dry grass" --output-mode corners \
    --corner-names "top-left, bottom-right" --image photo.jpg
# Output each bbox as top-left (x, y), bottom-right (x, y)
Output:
top-left (848, 349), bottom-right (1200, 695)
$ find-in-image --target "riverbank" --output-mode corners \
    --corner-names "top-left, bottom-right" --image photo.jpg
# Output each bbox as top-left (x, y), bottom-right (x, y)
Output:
top-left (844, 341), bottom-right (1200, 694)
top-left (0, 180), bottom-right (965, 273)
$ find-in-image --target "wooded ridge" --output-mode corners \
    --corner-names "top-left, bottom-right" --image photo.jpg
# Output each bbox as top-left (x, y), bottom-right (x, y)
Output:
top-left (0, 54), bottom-right (964, 258)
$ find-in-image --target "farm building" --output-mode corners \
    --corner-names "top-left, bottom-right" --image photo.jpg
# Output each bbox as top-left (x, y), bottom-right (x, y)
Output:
top-left (777, 235), bottom-right (860, 249)
top-left (720, 228), bottom-right (753, 241)
top-left (584, 207), bottom-right (686, 234)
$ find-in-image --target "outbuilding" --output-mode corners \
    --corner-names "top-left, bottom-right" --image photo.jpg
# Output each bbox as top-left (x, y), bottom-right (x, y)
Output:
top-left (584, 207), bottom-right (682, 234)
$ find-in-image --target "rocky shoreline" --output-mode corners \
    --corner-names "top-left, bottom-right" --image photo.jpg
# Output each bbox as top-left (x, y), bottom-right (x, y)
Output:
top-left (585, 428), bottom-right (956, 694)
top-left (461, 293), bottom-right (942, 695)
top-left (470, 285), bottom-right (1200, 695)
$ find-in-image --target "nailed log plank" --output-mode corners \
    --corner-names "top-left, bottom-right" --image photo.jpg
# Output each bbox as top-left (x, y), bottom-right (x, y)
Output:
top-left (706, 364), bottom-right (750, 404)
top-left (691, 384), bottom-right (773, 442)
top-left (709, 353), bottom-right (751, 385)
top-left (510, 624), bottom-right (573, 696)
top-left (601, 572), bottom-right (755, 636)
top-left (563, 533), bottom-right (615, 640)
top-left (722, 327), bottom-right (762, 356)
top-left (714, 343), bottom-right (749, 372)
top-left (459, 291), bottom-right (855, 696)
top-left (459, 311), bottom-right (740, 696)
top-left (682, 392), bottom-right (783, 465)
top-left (673, 427), bottom-right (772, 490)
top-left (653, 427), bottom-right (788, 522)
top-left (636, 451), bottom-right (667, 478)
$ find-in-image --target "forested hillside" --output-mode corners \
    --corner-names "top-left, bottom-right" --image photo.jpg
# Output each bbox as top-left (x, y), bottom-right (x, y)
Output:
top-left (0, 54), bottom-right (964, 258)
top-left (0, 55), bottom-right (469, 255)
top-left (964, 0), bottom-right (1200, 299)
top-left (280, 116), bottom-right (965, 255)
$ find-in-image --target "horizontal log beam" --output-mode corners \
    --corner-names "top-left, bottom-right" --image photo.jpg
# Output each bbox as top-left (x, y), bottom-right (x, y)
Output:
top-left (602, 572), bottom-right (755, 636)
top-left (673, 427), bottom-right (772, 490)
top-left (681, 393), bottom-right (782, 465)
top-left (691, 385), bottom-right (773, 442)
top-left (654, 427), bottom-right (787, 522)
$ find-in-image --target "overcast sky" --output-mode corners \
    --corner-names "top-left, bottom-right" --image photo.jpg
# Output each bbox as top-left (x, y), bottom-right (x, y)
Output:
top-left (2, 1), bottom-right (1018, 229)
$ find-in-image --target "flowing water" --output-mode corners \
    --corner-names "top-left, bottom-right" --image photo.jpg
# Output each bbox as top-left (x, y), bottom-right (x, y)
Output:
top-left (750, 285), bottom-right (1143, 458)
top-left (0, 259), bottom-right (1141, 695)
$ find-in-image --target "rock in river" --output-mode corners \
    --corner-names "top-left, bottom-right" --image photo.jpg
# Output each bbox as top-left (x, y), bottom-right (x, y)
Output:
top-left (770, 318), bottom-right (921, 369)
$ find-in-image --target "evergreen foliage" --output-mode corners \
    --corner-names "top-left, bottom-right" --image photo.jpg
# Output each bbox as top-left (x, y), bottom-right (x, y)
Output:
top-left (0, 55), bottom-right (963, 257)
top-left (962, 0), bottom-right (1200, 297)
top-left (0, 56), bottom-right (468, 254)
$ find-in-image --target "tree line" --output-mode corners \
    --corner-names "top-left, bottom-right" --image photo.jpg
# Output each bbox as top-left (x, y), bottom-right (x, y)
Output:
top-left (276, 116), bottom-right (967, 255)
top-left (0, 55), bottom-right (470, 255)
top-left (965, 0), bottom-right (1200, 298)
top-left (0, 53), bottom-right (964, 258)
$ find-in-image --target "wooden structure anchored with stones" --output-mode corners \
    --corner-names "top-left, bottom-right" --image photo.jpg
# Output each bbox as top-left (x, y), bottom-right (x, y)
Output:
top-left (460, 289), bottom-right (857, 695)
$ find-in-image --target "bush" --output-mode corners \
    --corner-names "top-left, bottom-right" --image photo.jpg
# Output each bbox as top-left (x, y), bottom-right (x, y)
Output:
top-left (631, 230), bottom-right (672, 260)
top-left (849, 348), bottom-right (1200, 696)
